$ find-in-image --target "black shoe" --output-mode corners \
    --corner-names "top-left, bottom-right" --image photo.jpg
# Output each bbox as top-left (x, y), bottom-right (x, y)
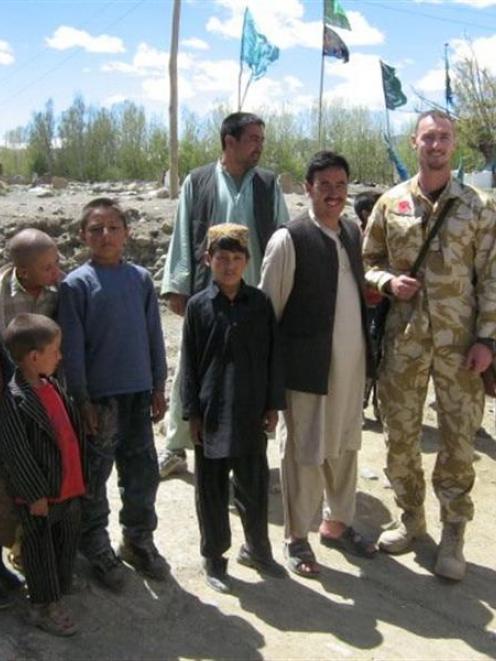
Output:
top-left (91, 548), bottom-right (127, 591)
top-left (118, 539), bottom-right (169, 582)
top-left (202, 557), bottom-right (231, 594)
top-left (237, 544), bottom-right (287, 578)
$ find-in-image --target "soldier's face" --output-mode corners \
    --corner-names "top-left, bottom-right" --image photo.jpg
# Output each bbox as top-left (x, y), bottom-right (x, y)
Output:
top-left (306, 167), bottom-right (348, 222)
top-left (412, 115), bottom-right (456, 173)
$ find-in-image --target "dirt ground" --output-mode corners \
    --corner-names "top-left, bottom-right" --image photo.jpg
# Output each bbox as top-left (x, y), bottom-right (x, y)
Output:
top-left (1, 307), bottom-right (496, 661)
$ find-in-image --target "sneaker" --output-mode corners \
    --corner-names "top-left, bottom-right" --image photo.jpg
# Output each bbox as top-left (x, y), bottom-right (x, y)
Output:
top-left (0, 561), bottom-right (23, 590)
top-left (158, 450), bottom-right (187, 479)
top-left (91, 548), bottom-right (127, 591)
top-left (202, 557), bottom-right (231, 594)
top-left (118, 539), bottom-right (169, 581)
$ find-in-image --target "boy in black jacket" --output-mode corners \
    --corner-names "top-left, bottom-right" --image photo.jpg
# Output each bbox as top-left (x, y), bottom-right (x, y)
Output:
top-left (181, 224), bottom-right (286, 593)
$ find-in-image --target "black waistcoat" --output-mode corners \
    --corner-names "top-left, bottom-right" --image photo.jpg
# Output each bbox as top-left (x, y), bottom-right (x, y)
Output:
top-left (279, 212), bottom-right (373, 394)
top-left (189, 162), bottom-right (277, 293)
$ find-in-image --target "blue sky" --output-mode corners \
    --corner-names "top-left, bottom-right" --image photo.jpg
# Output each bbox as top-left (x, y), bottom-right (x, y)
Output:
top-left (1, 0), bottom-right (496, 140)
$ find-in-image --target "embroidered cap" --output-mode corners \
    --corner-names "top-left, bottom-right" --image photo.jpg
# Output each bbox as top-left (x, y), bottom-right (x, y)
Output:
top-left (207, 223), bottom-right (249, 250)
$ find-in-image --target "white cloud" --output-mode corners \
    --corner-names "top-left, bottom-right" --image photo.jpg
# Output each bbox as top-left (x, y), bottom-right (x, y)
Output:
top-left (323, 53), bottom-right (388, 110)
top-left (103, 94), bottom-right (128, 107)
top-left (453, 0), bottom-right (496, 7)
top-left (102, 42), bottom-right (193, 76)
top-left (45, 26), bottom-right (125, 54)
top-left (206, 1), bottom-right (383, 50)
top-left (416, 34), bottom-right (496, 94)
top-left (181, 37), bottom-right (209, 50)
top-left (0, 40), bottom-right (14, 66)
top-left (416, 66), bottom-right (445, 93)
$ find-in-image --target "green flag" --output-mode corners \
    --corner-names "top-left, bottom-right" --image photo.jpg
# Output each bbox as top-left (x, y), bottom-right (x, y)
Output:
top-left (324, 0), bottom-right (351, 31)
top-left (380, 60), bottom-right (407, 110)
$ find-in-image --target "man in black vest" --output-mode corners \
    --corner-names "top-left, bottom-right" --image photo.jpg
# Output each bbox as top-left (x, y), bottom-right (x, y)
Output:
top-left (159, 112), bottom-right (289, 478)
top-left (260, 151), bottom-right (375, 577)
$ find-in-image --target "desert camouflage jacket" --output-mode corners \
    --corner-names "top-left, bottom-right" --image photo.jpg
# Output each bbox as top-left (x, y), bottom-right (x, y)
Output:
top-left (362, 174), bottom-right (496, 348)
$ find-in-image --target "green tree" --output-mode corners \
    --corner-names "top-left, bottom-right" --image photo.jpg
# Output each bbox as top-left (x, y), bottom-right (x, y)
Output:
top-left (28, 99), bottom-right (55, 175)
top-left (454, 54), bottom-right (496, 170)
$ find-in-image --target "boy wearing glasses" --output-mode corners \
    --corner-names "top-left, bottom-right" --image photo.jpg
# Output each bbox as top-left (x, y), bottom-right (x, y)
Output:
top-left (57, 198), bottom-right (168, 590)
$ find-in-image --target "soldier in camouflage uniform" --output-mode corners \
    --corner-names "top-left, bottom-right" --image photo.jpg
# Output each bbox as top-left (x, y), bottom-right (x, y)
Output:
top-left (363, 110), bottom-right (496, 581)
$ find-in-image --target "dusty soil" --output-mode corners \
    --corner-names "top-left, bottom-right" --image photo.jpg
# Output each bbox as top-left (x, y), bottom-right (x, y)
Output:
top-left (0, 184), bottom-right (495, 660)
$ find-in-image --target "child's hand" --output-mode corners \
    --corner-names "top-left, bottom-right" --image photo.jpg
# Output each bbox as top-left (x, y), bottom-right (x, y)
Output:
top-left (189, 417), bottom-right (203, 445)
top-left (263, 410), bottom-right (278, 433)
top-left (167, 293), bottom-right (188, 317)
top-left (80, 402), bottom-right (98, 435)
top-left (151, 390), bottom-right (167, 422)
top-left (30, 497), bottom-right (48, 517)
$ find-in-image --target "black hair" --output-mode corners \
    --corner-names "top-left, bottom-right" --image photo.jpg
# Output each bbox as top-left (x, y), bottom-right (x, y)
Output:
top-left (81, 197), bottom-right (127, 231)
top-left (208, 236), bottom-right (250, 259)
top-left (220, 112), bottom-right (265, 150)
top-left (4, 313), bottom-right (61, 363)
top-left (354, 191), bottom-right (381, 225)
top-left (305, 151), bottom-right (350, 184)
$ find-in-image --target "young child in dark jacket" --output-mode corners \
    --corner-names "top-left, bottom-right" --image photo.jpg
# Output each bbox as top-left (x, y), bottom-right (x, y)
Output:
top-left (0, 314), bottom-right (86, 636)
top-left (181, 224), bottom-right (287, 593)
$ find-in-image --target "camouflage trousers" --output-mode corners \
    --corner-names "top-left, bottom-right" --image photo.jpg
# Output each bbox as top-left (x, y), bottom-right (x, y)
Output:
top-left (378, 333), bottom-right (484, 523)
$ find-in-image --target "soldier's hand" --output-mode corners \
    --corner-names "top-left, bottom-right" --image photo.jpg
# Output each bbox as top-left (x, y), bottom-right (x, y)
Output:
top-left (389, 275), bottom-right (421, 301)
top-left (167, 293), bottom-right (188, 317)
top-left (464, 343), bottom-right (493, 374)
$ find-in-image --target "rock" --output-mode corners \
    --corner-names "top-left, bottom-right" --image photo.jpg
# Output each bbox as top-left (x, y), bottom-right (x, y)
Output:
top-left (278, 172), bottom-right (304, 195)
top-left (52, 176), bottom-right (69, 189)
top-left (154, 189), bottom-right (170, 199)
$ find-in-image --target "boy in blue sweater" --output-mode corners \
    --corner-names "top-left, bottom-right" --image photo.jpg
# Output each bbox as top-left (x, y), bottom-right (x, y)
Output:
top-left (58, 198), bottom-right (168, 590)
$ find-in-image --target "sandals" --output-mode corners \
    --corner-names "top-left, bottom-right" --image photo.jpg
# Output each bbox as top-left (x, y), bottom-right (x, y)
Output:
top-left (29, 601), bottom-right (78, 637)
top-left (320, 526), bottom-right (377, 559)
top-left (284, 539), bottom-right (320, 578)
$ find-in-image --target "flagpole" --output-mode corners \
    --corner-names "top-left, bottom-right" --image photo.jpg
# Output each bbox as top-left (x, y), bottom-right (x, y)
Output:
top-left (444, 42), bottom-right (450, 113)
top-left (241, 73), bottom-right (254, 109)
top-left (318, 2), bottom-right (326, 148)
top-left (318, 50), bottom-right (325, 148)
top-left (238, 8), bottom-right (248, 111)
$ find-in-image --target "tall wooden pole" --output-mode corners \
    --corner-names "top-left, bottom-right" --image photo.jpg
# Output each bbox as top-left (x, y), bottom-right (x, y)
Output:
top-left (169, 0), bottom-right (181, 199)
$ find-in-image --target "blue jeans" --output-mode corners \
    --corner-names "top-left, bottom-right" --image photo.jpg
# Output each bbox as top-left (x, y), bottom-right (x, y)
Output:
top-left (80, 392), bottom-right (159, 559)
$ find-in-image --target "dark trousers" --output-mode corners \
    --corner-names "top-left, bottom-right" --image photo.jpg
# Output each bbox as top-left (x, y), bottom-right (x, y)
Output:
top-left (194, 446), bottom-right (271, 560)
top-left (19, 498), bottom-right (81, 605)
top-left (80, 392), bottom-right (159, 560)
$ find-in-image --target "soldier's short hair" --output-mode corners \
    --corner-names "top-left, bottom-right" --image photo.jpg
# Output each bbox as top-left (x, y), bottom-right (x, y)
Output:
top-left (4, 313), bottom-right (61, 363)
top-left (305, 151), bottom-right (350, 184)
top-left (8, 229), bottom-right (57, 268)
top-left (414, 110), bottom-right (455, 134)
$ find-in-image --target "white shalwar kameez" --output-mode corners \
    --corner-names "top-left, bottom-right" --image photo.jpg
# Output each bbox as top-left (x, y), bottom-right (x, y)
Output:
top-left (260, 213), bottom-right (366, 538)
